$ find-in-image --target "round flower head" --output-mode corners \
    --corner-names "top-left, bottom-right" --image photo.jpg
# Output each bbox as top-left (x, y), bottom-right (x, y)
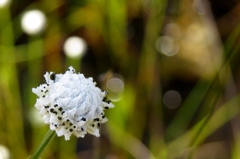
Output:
top-left (32, 66), bottom-right (114, 140)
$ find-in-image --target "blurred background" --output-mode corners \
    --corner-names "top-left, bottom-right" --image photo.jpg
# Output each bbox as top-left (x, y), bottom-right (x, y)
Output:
top-left (1, 0), bottom-right (240, 158)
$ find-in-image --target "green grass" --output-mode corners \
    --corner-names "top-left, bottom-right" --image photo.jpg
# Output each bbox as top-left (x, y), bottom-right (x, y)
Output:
top-left (0, 0), bottom-right (240, 158)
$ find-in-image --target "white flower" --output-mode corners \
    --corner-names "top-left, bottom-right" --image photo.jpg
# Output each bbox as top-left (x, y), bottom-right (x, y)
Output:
top-left (32, 66), bottom-right (114, 140)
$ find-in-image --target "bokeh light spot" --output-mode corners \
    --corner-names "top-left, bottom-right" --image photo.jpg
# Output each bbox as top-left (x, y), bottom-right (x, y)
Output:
top-left (0, 0), bottom-right (10, 8)
top-left (107, 77), bottom-right (124, 93)
top-left (28, 108), bottom-right (44, 126)
top-left (63, 36), bottom-right (87, 59)
top-left (106, 75), bottom-right (124, 101)
top-left (163, 23), bottom-right (181, 40)
top-left (156, 36), bottom-right (179, 56)
top-left (21, 10), bottom-right (46, 35)
top-left (0, 145), bottom-right (10, 159)
top-left (163, 90), bottom-right (182, 109)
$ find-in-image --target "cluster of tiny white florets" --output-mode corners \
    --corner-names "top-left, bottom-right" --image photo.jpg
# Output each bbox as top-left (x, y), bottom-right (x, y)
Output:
top-left (32, 66), bottom-right (114, 140)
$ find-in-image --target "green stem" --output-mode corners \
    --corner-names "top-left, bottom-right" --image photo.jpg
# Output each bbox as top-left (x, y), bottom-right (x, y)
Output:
top-left (31, 130), bottom-right (56, 159)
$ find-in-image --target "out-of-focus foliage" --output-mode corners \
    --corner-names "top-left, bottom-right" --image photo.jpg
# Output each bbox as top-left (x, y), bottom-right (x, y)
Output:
top-left (1, 0), bottom-right (240, 158)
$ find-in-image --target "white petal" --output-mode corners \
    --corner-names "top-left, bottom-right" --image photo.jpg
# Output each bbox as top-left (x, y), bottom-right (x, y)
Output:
top-left (56, 127), bottom-right (66, 137)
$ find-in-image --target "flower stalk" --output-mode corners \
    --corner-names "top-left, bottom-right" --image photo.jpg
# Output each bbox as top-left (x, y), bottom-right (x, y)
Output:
top-left (30, 130), bottom-right (56, 159)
